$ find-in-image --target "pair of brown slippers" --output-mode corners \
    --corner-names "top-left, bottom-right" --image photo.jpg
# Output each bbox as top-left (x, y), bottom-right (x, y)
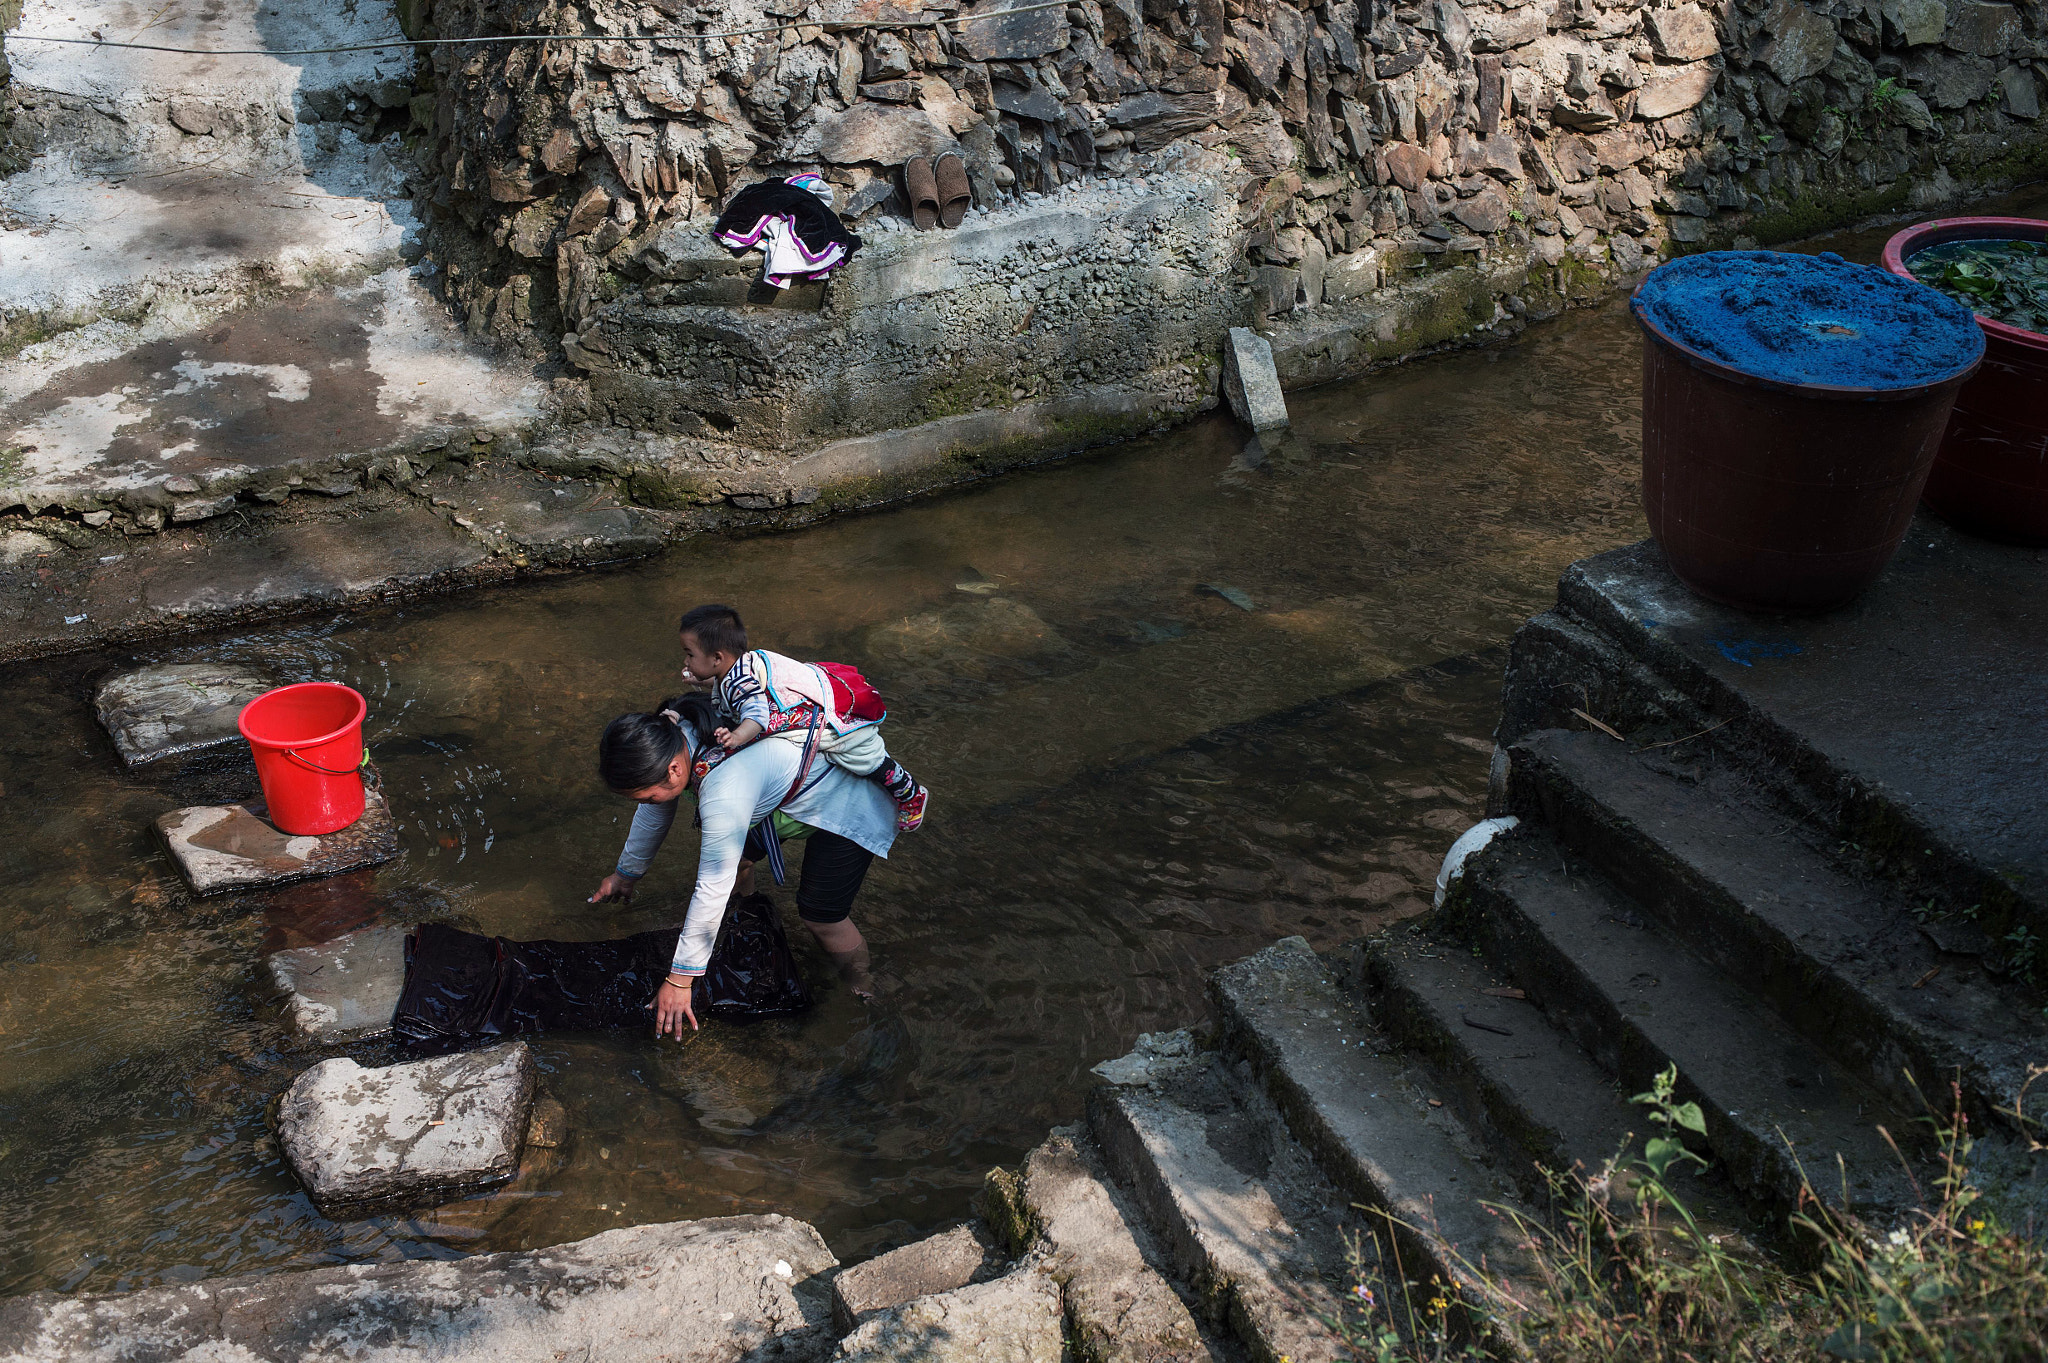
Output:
top-left (903, 152), bottom-right (971, 230)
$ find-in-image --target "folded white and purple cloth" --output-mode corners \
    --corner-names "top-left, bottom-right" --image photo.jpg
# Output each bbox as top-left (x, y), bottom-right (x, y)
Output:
top-left (713, 174), bottom-right (863, 288)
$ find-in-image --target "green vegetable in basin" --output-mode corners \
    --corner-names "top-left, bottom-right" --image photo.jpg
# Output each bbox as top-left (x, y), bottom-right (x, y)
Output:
top-left (1906, 238), bottom-right (2048, 335)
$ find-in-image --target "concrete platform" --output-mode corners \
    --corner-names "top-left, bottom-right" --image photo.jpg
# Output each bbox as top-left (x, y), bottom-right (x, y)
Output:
top-left (268, 924), bottom-right (407, 1043)
top-left (93, 659), bottom-right (274, 766)
top-left (0, 0), bottom-right (548, 533)
top-left (0, 1214), bottom-right (837, 1361)
top-left (1499, 524), bottom-right (2048, 934)
top-left (0, 269), bottom-right (546, 522)
top-left (155, 777), bottom-right (398, 895)
top-left (277, 1041), bottom-right (535, 1217)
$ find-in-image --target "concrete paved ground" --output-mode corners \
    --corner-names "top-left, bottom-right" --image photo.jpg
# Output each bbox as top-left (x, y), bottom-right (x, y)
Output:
top-left (0, 0), bottom-right (549, 521)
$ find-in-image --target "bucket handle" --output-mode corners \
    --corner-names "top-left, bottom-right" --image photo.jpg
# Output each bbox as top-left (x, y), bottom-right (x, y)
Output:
top-left (282, 748), bottom-right (369, 777)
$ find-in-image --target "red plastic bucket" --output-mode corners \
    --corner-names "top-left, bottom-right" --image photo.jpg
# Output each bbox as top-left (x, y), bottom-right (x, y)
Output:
top-left (237, 683), bottom-right (367, 836)
top-left (1881, 217), bottom-right (2048, 545)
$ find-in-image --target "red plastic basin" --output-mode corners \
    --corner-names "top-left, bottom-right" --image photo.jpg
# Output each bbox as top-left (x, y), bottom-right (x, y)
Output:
top-left (1882, 217), bottom-right (2048, 546)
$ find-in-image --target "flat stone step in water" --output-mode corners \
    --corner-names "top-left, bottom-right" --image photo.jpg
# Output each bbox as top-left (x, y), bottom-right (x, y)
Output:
top-left (997, 1126), bottom-right (1218, 1363)
top-left (277, 1041), bottom-right (536, 1218)
top-left (0, 1214), bottom-right (837, 1361)
top-left (1508, 727), bottom-right (2048, 1128)
top-left (156, 777), bottom-right (399, 895)
top-left (94, 660), bottom-right (274, 767)
top-left (1087, 1050), bottom-right (1359, 1363)
top-left (1508, 530), bottom-right (2048, 933)
top-left (267, 924), bottom-right (406, 1044)
top-left (1457, 830), bottom-right (1918, 1217)
top-left (1206, 939), bottom-right (1535, 1341)
top-left (833, 1267), bottom-right (1063, 1363)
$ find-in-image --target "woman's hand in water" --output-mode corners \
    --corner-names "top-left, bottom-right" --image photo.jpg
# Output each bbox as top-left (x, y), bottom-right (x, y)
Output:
top-left (650, 976), bottom-right (699, 1036)
top-left (588, 873), bottom-right (636, 904)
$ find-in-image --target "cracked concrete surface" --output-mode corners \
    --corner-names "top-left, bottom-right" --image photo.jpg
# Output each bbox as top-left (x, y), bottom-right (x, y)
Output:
top-left (0, 1214), bottom-right (838, 1361)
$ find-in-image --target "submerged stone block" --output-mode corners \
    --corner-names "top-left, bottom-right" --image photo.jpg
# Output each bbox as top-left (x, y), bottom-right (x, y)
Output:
top-left (1222, 327), bottom-right (1290, 433)
top-left (831, 1224), bottom-right (1002, 1333)
top-left (278, 1041), bottom-right (535, 1217)
top-left (94, 661), bottom-right (274, 767)
top-left (268, 924), bottom-right (407, 1043)
top-left (155, 777), bottom-right (399, 896)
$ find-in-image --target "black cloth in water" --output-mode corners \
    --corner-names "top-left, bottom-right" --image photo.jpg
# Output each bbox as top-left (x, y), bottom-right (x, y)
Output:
top-left (393, 894), bottom-right (812, 1046)
top-left (713, 179), bottom-right (862, 261)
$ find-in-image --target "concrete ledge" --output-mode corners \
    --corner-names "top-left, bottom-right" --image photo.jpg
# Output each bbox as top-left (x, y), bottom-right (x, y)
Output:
top-left (0, 1214), bottom-right (837, 1362)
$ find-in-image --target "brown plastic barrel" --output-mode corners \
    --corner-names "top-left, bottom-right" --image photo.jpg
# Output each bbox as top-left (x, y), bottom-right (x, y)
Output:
top-left (1882, 217), bottom-right (2048, 546)
top-left (1634, 296), bottom-right (1979, 614)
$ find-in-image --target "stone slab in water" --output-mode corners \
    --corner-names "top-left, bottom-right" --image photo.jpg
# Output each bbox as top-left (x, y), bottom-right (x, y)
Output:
top-left (1222, 327), bottom-right (1290, 432)
top-left (268, 924), bottom-right (406, 1043)
top-left (155, 777), bottom-right (398, 895)
top-left (0, 1214), bottom-right (837, 1362)
top-left (833, 1268), bottom-right (1062, 1363)
top-left (94, 660), bottom-right (274, 766)
top-left (830, 1224), bottom-right (1001, 1332)
top-left (278, 1041), bottom-right (535, 1217)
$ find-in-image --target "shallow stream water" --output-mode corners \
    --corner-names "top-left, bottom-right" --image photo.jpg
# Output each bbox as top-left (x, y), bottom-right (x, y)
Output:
top-left (1, 252), bottom-right (1795, 1296)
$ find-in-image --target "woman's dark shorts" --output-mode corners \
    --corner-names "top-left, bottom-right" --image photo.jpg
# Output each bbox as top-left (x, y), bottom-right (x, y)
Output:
top-left (741, 825), bottom-right (873, 923)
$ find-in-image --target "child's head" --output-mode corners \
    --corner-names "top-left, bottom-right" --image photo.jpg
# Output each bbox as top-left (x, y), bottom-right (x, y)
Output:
top-left (599, 695), bottom-right (718, 799)
top-left (678, 604), bottom-right (747, 683)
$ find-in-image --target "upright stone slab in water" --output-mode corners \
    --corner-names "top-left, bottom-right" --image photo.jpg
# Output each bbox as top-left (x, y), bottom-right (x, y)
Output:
top-left (156, 777), bottom-right (399, 895)
top-left (278, 1041), bottom-right (536, 1217)
top-left (268, 924), bottom-right (406, 1043)
top-left (0, 1215), bottom-right (837, 1362)
top-left (1222, 327), bottom-right (1290, 432)
top-left (94, 661), bottom-right (273, 766)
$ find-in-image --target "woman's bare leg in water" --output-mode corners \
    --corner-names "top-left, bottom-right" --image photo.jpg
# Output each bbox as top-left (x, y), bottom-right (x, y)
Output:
top-left (805, 918), bottom-right (873, 1001)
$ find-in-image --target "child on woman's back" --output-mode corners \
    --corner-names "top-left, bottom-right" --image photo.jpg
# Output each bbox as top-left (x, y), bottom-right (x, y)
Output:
top-left (678, 603), bottom-right (928, 831)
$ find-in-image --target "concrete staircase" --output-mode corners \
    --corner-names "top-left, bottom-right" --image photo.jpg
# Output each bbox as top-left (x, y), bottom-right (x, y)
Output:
top-left (988, 525), bottom-right (2045, 1357)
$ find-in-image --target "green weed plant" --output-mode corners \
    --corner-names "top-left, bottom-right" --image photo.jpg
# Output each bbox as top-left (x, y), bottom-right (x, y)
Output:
top-left (1327, 1068), bottom-right (2048, 1361)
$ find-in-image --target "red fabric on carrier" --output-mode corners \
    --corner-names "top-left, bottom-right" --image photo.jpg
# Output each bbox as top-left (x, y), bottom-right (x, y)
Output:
top-left (817, 661), bottom-right (886, 721)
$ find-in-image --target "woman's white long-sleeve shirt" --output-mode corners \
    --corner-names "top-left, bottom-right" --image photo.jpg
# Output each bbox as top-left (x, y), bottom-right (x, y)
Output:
top-left (613, 732), bottom-right (897, 975)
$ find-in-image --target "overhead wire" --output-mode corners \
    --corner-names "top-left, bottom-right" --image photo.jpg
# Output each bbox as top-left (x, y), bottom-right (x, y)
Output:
top-left (3, 0), bottom-right (1078, 58)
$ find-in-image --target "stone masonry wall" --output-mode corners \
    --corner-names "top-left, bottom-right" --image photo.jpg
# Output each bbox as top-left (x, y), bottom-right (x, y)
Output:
top-left (407, 0), bottom-right (2048, 493)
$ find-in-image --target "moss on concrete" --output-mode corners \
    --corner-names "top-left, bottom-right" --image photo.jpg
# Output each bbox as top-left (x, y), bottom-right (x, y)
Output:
top-left (1744, 180), bottom-right (1916, 249)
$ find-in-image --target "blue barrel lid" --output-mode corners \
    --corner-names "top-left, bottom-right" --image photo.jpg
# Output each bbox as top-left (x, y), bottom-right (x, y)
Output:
top-left (1632, 250), bottom-right (1985, 390)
